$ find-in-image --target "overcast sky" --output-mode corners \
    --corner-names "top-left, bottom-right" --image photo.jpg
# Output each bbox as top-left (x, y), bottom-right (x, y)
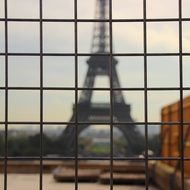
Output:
top-left (0, 0), bottom-right (190, 134)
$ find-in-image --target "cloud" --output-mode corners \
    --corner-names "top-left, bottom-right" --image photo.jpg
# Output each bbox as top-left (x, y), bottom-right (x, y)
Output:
top-left (8, 91), bottom-right (40, 122)
top-left (0, 22), bottom-right (5, 52)
top-left (147, 23), bottom-right (179, 53)
top-left (43, 91), bottom-right (74, 122)
top-left (183, 22), bottom-right (190, 52)
top-left (148, 91), bottom-right (179, 122)
top-left (0, 57), bottom-right (5, 87)
top-left (113, 22), bottom-right (143, 53)
top-left (0, 91), bottom-right (5, 122)
top-left (147, 0), bottom-right (178, 18)
top-left (116, 56), bottom-right (144, 88)
top-left (43, 0), bottom-right (74, 19)
top-left (43, 22), bottom-right (74, 53)
top-left (7, 0), bottom-right (39, 18)
top-left (123, 91), bottom-right (144, 122)
top-left (43, 56), bottom-right (75, 87)
top-left (8, 56), bottom-right (40, 87)
top-left (147, 56), bottom-right (179, 87)
top-left (113, 0), bottom-right (143, 19)
top-left (8, 22), bottom-right (40, 53)
top-left (182, 0), bottom-right (190, 18)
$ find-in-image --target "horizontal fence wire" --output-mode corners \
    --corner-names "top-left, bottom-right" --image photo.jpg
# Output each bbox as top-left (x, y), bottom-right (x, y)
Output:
top-left (0, 122), bottom-right (190, 125)
top-left (1, 157), bottom-right (190, 161)
top-left (1, 53), bottom-right (190, 56)
top-left (1, 87), bottom-right (190, 90)
top-left (1, 18), bottom-right (190, 22)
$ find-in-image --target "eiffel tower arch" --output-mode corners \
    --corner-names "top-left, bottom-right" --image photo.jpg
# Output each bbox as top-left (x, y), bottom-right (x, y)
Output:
top-left (60, 0), bottom-right (143, 156)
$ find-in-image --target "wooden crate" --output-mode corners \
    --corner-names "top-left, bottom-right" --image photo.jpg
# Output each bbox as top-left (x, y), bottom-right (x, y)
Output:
top-left (161, 96), bottom-right (190, 174)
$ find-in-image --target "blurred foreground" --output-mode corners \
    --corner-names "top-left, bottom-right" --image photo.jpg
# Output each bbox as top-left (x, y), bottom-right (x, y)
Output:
top-left (0, 174), bottom-right (158, 190)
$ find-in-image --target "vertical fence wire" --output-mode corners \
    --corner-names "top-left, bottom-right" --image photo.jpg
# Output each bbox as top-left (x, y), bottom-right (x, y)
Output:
top-left (39, 0), bottom-right (43, 189)
top-left (4, 0), bottom-right (8, 189)
top-left (74, 0), bottom-right (79, 189)
top-left (178, 0), bottom-right (184, 189)
top-left (143, 0), bottom-right (149, 189)
top-left (108, 0), bottom-right (114, 189)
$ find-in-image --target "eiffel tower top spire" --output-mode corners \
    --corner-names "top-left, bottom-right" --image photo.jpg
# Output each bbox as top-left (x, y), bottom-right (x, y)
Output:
top-left (79, 0), bottom-right (125, 104)
top-left (91, 0), bottom-right (109, 53)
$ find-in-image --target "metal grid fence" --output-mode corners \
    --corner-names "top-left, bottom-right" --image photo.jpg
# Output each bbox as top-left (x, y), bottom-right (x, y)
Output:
top-left (0, 0), bottom-right (190, 190)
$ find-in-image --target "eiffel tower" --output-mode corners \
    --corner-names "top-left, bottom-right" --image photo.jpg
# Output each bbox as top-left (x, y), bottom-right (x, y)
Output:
top-left (61, 0), bottom-right (143, 156)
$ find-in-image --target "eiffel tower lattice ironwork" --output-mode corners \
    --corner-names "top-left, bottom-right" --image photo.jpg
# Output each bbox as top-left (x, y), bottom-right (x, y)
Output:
top-left (61, 0), bottom-right (143, 156)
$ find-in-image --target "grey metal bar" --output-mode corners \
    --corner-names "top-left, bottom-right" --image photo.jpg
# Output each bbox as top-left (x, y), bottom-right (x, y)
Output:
top-left (1, 52), bottom-right (190, 56)
top-left (1, 87), bottom-right (190, 91)
top-left (1, 121), bottom-right (190, 125)
top-left (143, 0), bottom-right (149, 189)
top-left (39, 0), bottom-right (43, 189)
top-left (178, 0), bottom-right (184, 189)
top-left (1, 156), bottom-right (190, 161)
top-left (74, 0), bottom-right (79, 189)
top-left (108, 0), bottom-right (113, 189)
top-left (4, 0), bottom-right (8, 189)
top-left (1, 18), bottom-right (190, 22)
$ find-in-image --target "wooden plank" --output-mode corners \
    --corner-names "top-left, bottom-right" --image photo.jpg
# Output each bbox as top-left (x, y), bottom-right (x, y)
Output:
top-left (53, 161), bottom-right (147, 184)
top-left (153, 162), bottom-right (176, 190)
top-left (152, 162), bottom-right (189, 190)
top-left (99, 172), bottom-right (146, 185)
top-left (0, 160), bottom-right (63, 173)
top-left (64, 161), bottom-right (145, 173)
top-left (185, 178), bottom-right (190, 190)
top-left (53, 167), bottom-right (100, 182)
top-left (0, 160), bottom-right (145, 174)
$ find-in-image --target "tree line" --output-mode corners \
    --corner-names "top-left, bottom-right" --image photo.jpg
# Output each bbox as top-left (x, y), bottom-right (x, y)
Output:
top-left (0, 132), bottom-right (160, 157)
